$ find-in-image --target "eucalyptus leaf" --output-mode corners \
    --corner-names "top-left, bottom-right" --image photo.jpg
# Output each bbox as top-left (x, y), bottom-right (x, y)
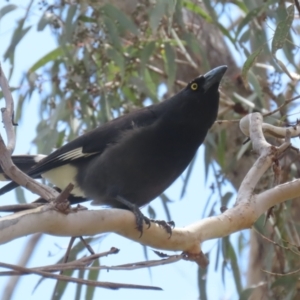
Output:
top-left (140, 41), bottom-right (156, 74)
top-left (241, 47), bottom-right (263, 87)
top-left (29, 45), bottom-right (74, 73)
top-left (0, 4), bottom-right (17, 19)
top-left (183, 0), bottom-right (213, 22)
top-left (236, 4), bottom-right (267, 39)
top-left (103, 16), bottom-right (122, 50)
top-left (271, 5), bottom-right (294, 54)
top-left (149, 0), bottom-right (167, 33)
top-left (164, 42), bottom-right (176, 91)
top-left (102, 4), bottom-right (138, 35)
top-left (106, 48), bottom-right (125, 79)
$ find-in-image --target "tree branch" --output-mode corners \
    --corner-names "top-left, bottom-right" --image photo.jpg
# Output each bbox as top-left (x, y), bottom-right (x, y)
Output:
top-left (0, 66), bottom-right (16, 154)
top-left (0, 108), bottom-right (299, 268)
top-left (0, 64), bottom-right (59, 200)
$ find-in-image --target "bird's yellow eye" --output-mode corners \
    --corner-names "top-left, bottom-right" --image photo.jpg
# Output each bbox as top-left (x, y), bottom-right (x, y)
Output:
top-left (191, 82), bottom-right (198, 90)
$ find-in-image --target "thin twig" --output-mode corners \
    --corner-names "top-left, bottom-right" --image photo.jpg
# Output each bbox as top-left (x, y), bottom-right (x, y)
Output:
top-left (63, 237), bottom-right (76, 264)
top-left (0, 203), bottom-right (44, 212)
top-left (263, 95), bottom-right (300, 117)
top-left (79, 236), bottom-right (95, 255)
top-left (170, 28), bottom-right (198, 70)
top-left (2, 233), bottom-right (42, 300)
top-left (0, 249), bottom-right (183, 276)
top-left (0, 261), bottom-right (161, 290)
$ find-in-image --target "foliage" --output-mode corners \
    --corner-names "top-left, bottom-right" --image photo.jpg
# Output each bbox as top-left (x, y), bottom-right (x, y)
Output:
top-left (1, 0), bottom-right (300, 299)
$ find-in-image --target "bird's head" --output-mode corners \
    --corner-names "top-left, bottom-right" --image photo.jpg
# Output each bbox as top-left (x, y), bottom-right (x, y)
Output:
top-left (172, 65), bottom-right (227, 129)
top-left (183, 65), bottom-right (227, 101)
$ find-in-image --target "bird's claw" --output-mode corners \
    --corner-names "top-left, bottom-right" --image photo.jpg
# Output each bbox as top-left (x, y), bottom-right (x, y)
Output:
top-left (115, 195), bottom-right (174, 237)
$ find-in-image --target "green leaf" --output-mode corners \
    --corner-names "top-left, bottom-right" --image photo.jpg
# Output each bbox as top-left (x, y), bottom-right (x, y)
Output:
top-left (4, 25), bottom-right (32, 62)
top-left (221, 192), bottom-right (233, 207)
top-left (106, 48), bottom-right (125, 79)
top-left (222, 237), bottom-right (242, 294)
top-left (236, 5), bottom-right (267, 39)
top-left (37, 12), bottom-right (50, 31)
top-left (228, 241), bottom-right (242, 294)
top-left (49, 237), bottom-right (103, 299)
top-left (239, 287), bottom-right (255, 300)
top-left (140, 41), bottom-right (156, 74)
top-left (238, 29), bottom-right (251, 44)
top-left (217, 22), bottom-right (235, 46)
top-left (202, 0), bottom-right (217, 20)
top-left (271, 274), bottom-right (298, 290)
top-left (180, 153), bottom-right (197, 199)
top-left (149, 0), bottom-right (168, 33)
top-left (236, 141), bottom-right (250, 161)
top-left (3, 0), bottom-right (33, 67)
top-left (37, 11), bottom-right (60, 31)
top-left (217, 130), bottom-right (226, 169)
top-left (102, 4), bottom-right (138, 35)
top-left (204, 133), bottom-right (215, 183)
top-left (271, 5), bottom-right (294, 54)
top-left (103, 15), bottom-right (122, 50)
top-left (29, 45), bottom-right (74, 73)
top-left (85, 259), bottom-right (100, 300)
top-left (164, 42), bottom-right (176, 90)
top-left (148, 205), bottom-right (156, 219)
top-left (64, 4), bottom-right (78, 42)
top-left (160, 193), bottom-right (173, 222)
top-left (143, 69), bottom-right (157, 99)
top-left (241, 47), bottom-right (263, 87)
top-left (232, 1), bottom-right (247, 13)
top-left (0, 4), bottom-right (17, 19)
top-left (272, 5), bottom-right (294, 80)
top-left (247, 70), bottom-right (264, 107)
top-left (183, 0), bottom-right (213, 22)
top-left (165, 0), bottom-right (177, 33)
top-left (15, 187), bottom-right (26, 204)
top-left (198, 257), bottom-right (208, 300)
top-left (78, 15), bottom-right (97, 23)
top-left (274, 57), bottom-right (294, 80)
top-left (75, 269), bottom-right (84, 300)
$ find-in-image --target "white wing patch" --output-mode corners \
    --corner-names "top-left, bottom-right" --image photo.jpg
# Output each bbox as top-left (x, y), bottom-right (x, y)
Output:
top-left (42, 165), bottom-right (86, 197)
top-left (34, 154), bottom-right (47, 162)
top-left (38, 148), bottom-right (99, 197)
top-left (57, 147), bottom-right (98, 161)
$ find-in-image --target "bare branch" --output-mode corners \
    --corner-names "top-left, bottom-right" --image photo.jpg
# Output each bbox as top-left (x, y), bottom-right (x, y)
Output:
top-left (240, 112), bottom-right (300, 139)
top-left (0, 250), bottom-right (183, 276)
top-left (2, 233), bottom-right (42, 300)
top-left (0, 65), bottom-right (58, 200)
top-left (0, 203), bottom-right (259, 261)
top-left (263, 95), bottom-right (300, 118)
top-left (0, 64), bottom-right (16, 154)
top-left (0, 260), bottom-right (161, 291)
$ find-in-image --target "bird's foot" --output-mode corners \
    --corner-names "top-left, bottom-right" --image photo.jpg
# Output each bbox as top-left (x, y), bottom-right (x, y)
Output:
top-left (147, 218), bottom-right (175, 237)
top-left (116, 195), bottom-right (150, 236)
top-left (115, 196), bottom-right (174, 237)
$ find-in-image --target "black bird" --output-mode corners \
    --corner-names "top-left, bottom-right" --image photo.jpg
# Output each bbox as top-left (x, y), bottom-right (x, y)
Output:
top-left (0, 66), bottom-right (227, 232)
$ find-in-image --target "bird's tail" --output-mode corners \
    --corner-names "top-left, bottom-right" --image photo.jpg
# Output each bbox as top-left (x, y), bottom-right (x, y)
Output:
top-left (0, 155), bottom-right (46, 181)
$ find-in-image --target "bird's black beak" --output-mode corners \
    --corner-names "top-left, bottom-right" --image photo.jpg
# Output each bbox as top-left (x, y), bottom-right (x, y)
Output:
top-left (203, 65), bottom-right (227, 92)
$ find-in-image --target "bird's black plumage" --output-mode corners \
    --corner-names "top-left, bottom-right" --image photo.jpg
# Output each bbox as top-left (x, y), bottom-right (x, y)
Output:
top-left (0, 66), bottom-right (227, 213)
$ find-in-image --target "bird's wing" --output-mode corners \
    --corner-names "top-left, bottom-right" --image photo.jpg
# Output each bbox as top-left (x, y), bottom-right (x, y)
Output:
top-left (27, 105), bottom-right (159, 176)
top-left (0, 105), bottom-right (159, 195)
